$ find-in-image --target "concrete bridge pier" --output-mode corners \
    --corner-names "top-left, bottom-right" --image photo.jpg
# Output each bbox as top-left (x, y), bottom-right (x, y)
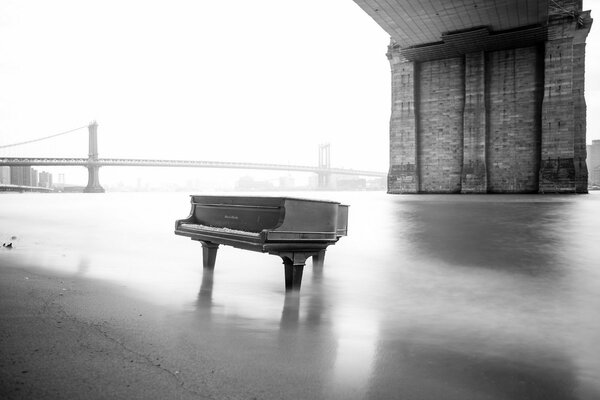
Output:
top-left (356, 0), bottom-right (593, 194)
top-left (539, 11), bottom-right (591, 193)
top-left (85, 164), bottom-right (103, 193)
top-left (84, 121), bottom-right (105, 193)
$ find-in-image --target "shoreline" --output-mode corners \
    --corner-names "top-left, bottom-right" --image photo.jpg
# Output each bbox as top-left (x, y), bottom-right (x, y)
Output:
top-left (0, 261), bottom-right (330, 400)
top-left (0, 263), bottom-right (209, 399)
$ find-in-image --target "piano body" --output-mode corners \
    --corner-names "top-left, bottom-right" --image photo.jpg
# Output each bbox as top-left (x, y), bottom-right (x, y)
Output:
top-left (174, 195), bottom-right (348, 291)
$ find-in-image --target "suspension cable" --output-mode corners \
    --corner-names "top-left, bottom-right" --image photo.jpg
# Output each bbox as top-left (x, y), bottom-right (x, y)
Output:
top-left (0, 125), bottom-right (88, 149)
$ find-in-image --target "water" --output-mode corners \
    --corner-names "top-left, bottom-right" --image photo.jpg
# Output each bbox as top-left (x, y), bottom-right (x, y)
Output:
top-left (1, 191), bottom-right (600, 399)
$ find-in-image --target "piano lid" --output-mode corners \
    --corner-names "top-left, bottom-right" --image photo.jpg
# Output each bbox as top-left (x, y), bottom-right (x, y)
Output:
top-left (183, 195), bottom-right (348, 236)
top-left (190, 195), bottom-right (343, 206)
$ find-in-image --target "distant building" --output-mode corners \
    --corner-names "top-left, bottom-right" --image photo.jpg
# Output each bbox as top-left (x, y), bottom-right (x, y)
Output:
top-left (10, 166), bottom-right (26, 186)
top-left (592, 167), bottom-right (600, 188)
top-left (0, 167), bottom-right (10, 184)
top-left (30, 168), bottom-right (39, 187)
top-left (10, 166), bottom-right (33, 186)
top-left (22, 167), bottom-right (32, 186)
top-left (10, 167), bottom-right (21, 185)
top-left (39, 171), bottom-right (53, 188)
top-left (589, 140), bottom-right (600, 186)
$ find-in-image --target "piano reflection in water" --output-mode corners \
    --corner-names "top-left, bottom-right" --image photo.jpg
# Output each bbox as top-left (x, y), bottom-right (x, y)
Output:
top-left (174, 195), bottom-right (348, 291)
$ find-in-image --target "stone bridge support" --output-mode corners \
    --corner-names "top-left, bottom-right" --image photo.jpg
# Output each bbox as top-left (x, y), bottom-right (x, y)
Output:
top-left (387, 54), bottom-right (418, 192)
top-left (384, 1), bottom-right (592, 194)
top-left (539, 12), bottom-right (591, 193)
top-left (461, 51), bottom-right (487, 193)
top-left (84, 121), bottom-right (104, 193)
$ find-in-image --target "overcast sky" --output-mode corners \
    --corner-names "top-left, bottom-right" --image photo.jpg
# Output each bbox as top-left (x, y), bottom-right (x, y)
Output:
top-left (0, 0), bottom-right (598, 186)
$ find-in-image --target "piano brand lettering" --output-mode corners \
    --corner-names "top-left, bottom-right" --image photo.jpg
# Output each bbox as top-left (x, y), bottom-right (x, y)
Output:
top-left (224, 215), bottom-right (238, 220)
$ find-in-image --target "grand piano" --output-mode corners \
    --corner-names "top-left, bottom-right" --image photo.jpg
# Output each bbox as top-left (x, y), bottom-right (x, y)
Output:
top-left (174, 195), bottom-right (348, 291)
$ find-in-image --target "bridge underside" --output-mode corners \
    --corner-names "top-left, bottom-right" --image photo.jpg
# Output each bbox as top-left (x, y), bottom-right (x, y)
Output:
top-left (354, 0), bottom-right (592, 193)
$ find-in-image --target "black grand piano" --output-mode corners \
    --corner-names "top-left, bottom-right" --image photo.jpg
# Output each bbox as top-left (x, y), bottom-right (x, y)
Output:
top-left (174, 195), bottom-right (348, 291)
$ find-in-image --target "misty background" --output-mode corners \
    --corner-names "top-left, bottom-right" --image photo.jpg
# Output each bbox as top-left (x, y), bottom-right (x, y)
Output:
top-left (0, 0), bottom-right (598, 189)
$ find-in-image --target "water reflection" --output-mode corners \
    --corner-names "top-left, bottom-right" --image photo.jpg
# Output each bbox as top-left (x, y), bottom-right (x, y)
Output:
top-left (328, 312), bottom-right (378, 399)
top-left (369, 329), bottom-right (582, 400)
top-left (197, 268), bottom-right (215, 308)
top-left (180, 194), bottom-right (600, 399)
top-left (305, 264), bottom-right (326, 326)
top-left (279, 292), bottom-right (301, 329)
top-left (395, 196), bottom-right (574, 273)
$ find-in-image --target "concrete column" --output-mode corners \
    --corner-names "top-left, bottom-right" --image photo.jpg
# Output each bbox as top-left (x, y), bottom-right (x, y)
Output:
top-left (461, 51), bottom-right (487, 193)
top-left (573, 41), bottom-right (588, 192)
top-left (417, 57), bottom-right (465, 193)
top-left (573, 10), bottom-right (592, 192)
top-left (84, 165), bottom-right (104, 193)
top-left (539, 7), bottom-right (591, 193)
top-left (387, 43), bottom-right (419, 193)
top-left (540, 32), bottom-right (575, 193)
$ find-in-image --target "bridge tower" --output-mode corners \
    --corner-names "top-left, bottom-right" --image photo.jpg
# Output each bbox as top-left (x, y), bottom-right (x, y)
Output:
top-left (84, 121), bottom-right (104, 193)
top-left (318, 143), bottom-right (331, 189)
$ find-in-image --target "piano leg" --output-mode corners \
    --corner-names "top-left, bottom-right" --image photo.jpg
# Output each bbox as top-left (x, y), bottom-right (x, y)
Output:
top-left (200, 241), bottom-right (219, 270)
top-left (312, 249), bottom-right (326, 269)
top-left (284, 262), bottom-right (304, 291)
top-left (281, 253), bottom-right (309, 291)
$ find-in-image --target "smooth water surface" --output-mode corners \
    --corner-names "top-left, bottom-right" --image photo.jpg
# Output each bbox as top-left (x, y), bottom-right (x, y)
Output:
top-left (1, 191), bottom-right (599, 399)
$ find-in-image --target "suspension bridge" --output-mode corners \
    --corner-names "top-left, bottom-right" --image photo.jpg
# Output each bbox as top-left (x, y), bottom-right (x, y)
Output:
top-left (0, 122), bottom-right (386, 192)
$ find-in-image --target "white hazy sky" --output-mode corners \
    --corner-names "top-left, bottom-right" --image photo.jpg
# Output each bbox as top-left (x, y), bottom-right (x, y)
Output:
top-left (0, 0), bottom-right (598, 185)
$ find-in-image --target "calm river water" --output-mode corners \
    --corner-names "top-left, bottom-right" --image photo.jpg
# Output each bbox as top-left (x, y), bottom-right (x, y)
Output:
top-left (1, 191), bottom-right (599, 399)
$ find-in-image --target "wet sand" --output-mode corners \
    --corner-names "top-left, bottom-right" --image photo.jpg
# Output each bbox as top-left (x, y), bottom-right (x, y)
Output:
top-left (0, 262), bottom-right (350, 400)
top-left (0, 263), bottom-right (219, 399)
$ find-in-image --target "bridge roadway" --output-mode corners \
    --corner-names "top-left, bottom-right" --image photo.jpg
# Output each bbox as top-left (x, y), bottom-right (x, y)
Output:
top-left (0, 157), bottom-right (387, 178)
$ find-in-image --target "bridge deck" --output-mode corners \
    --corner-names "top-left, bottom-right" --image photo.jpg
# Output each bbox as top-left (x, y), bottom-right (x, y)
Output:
top-left (0, 157), bottom-right (386, 178)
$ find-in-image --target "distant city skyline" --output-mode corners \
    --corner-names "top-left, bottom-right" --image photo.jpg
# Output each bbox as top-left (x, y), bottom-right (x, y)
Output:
top-left (0, 165), bottom-right (53, 189)
top-left (0, 164), bottom-right (386, 192)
